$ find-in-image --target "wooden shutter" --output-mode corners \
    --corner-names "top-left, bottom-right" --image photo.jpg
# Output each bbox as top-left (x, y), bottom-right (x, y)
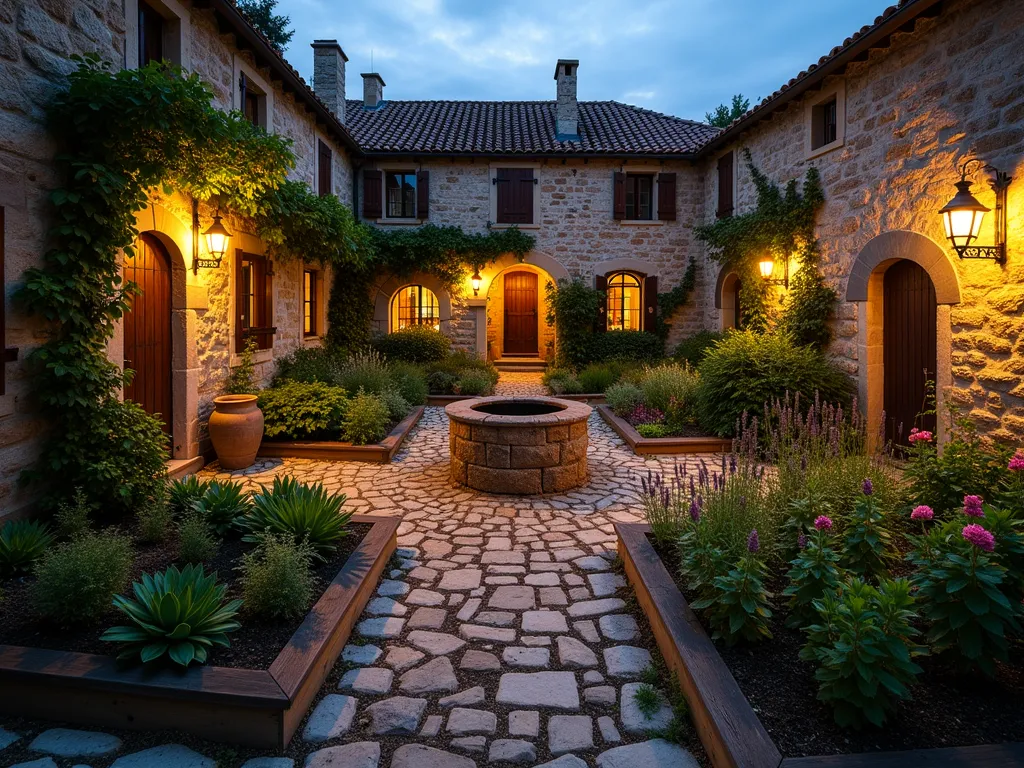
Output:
top-left (656, 173), bottom-right (676, 220)
top-left (717, 152), bottom-right (734, 218)
top-left (594, 273), bottom-right (607, 333)
top-left (234, 249), bottom-right (246, 353)
top-left (262, 259), bottom-right (274, 350)
top-left (363, 169), bottom-right (382, 219)
top-left (643, 275), bottom-right (658, 332)
top-left (496, 168), bottom-right (534, 224)
top-left (417, 170), bottom-right (430, 220)
top-left (613, 172), bottom-right (626, 220)
top-left (0, 206), bottom-right (13, 397)
top-left (318, 140), bottom-right (332, 198)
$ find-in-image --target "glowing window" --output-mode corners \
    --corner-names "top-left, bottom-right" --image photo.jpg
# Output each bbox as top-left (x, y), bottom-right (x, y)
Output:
top-left (391, 285), bottom-right (440, 331)
top-left (606, 272), bottom-right (642, 331)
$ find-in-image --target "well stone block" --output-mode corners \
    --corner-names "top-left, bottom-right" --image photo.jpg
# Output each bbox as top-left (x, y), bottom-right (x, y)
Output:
top-left (510, 443), bottom-right (560, 469)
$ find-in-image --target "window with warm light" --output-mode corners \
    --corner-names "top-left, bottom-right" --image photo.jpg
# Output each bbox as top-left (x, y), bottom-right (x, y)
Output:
top-left (390, 285), bottom-right (440, 331)
top-left (303, 269), bottom-right (318, 337)
top-left (606, 272), bottom-right (642, 331)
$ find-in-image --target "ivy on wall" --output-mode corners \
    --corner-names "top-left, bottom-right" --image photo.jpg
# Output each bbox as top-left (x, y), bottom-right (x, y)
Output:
top-left (695, 150), bottom-right (835, 348)
top-left (16, 57), bottom-right (364, 511)
top-left (653, 258), bottom-right (697, 339)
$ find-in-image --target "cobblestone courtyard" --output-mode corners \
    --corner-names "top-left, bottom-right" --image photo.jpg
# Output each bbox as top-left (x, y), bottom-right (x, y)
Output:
top-left (1, 374), bottom-right (720, 768)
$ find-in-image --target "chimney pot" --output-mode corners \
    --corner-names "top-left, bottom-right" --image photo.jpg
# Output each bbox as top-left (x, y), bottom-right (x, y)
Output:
top-left (311, 40), bottom-right (348, 124)
top-left (554, 58), bottom-right (579, 140)
top-left (362, 72), bottom-right (386, 109)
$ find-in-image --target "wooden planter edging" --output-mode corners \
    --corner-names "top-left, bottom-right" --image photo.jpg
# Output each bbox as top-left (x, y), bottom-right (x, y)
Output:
top-left (426, 394), bottom-right (474, 406)
top-left (258, 405), bottom-right (423, 463)
top-left (616, 522), bottom-right (1024, 768)
top-left (0, 514), bottom-right (399, 749)
top-left (598, 405), bottom-right (732, 455)
top-left (553, 393), bottom-right (607, 404)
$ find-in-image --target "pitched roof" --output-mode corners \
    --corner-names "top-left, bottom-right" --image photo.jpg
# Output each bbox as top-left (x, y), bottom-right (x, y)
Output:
top-left (344, 100), bottom-right (720, 156)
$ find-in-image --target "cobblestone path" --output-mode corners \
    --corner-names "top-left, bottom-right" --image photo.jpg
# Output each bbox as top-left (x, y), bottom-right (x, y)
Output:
top-left (1, 374), bottom-right (719, 768)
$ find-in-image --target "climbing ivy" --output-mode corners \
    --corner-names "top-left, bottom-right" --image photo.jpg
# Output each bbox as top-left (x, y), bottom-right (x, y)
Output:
top-left (695, 150), bottom-right (834, 348)
top-left (653, 258), bottom-right (697, 339)
top-left (16, 56), bottom-right (365, 511)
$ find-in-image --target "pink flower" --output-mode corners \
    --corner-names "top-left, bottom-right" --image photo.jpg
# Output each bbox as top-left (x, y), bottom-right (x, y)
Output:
top-left (962, 523), bottom-right (995, 552)
top-left (814, 515), bottom-right (833, 531)
top-left (907, 430), bottom-right (933, 444)
top-left (963, 495), bottom-right (985, 518)
top-left (911, 505), bottom-right (934, 521)
top-left (1009, 451), bottom-right (1024, 472)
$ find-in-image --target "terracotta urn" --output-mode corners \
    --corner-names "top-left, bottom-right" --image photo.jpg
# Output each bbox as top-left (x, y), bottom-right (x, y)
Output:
top-left (209, 394), bottom-right (264, 470)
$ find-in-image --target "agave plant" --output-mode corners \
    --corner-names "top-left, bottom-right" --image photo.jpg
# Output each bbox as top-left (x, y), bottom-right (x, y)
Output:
top-left (236, 476), bottom-right (352, 558)
top-left (0, 520), bottom-right (55, 576)
top-left (191, 481), bottom-right (251, 536)
top-left (167, 475), bottom-right (213, 516)
top-left (101, 564), bottom-right (242, 666)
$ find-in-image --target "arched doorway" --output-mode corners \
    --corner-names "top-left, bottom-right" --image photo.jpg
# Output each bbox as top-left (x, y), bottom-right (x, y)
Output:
top-left (883, 260), bottom-right (937, 445)
top-left (124, 233), bottom-right (173, 440)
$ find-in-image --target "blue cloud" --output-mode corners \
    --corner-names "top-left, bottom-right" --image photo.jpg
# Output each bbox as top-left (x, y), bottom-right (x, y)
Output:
top-left (281, 0), bottom-right (895, 120)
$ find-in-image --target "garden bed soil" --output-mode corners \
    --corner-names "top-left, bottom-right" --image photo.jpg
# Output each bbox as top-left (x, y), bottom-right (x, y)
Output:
top-left (598, 405), bottom-right (732, 455)
top-left (0, 523), bottom-right (371, 670)
top-left (648, 537), bottom-right (1024, 758)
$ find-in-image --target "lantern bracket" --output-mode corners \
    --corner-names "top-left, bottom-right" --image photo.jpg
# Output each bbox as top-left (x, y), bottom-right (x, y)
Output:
top-left (946, 159), bottom-right (1011, 264)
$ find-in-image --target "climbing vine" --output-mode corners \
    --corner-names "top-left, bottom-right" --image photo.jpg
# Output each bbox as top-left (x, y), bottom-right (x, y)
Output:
top-left (695, 150), bottom-right (835, 348)
top-left (653, 258), bottom-right (697, 339)
top-left (17, 56), bottom-right (366, 511)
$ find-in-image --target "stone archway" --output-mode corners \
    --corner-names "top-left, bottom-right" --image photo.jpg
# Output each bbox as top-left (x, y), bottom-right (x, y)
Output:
top-left (371, 273), bottom-right (454, 336)
top-left (714, 266), bottom-right (743, 331)
top-left (845, 230), bottom-right (960, 446)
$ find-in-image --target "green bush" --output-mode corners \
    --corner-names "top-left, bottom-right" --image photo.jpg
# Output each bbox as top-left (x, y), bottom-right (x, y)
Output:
top-left (587, 330), bottom-right (664, 363)
top-left (237, 476), bottom-right (353, 557)
top-left (636, 423), bottom-right (670, 438)
top-left (238, 533), bottom-right (316, 620)
top-left (191, 481), bottom-right (251, 536)
top-left (32, 530), bottom-right (133, 625)
top-left (456, 369), bottom-right (494, 396)
top-left (168, 476), bottom-right (213, 517)
top-left (690, 534), bottom-right (773, 646)
top-left (0, 521), bottom-right (55, 576)
top-left (372, 327), bottom-right (451, 363)
top-left (674, 330), bottom-right (724, 368)
top-left (177, 513), bottom-right (218, 564)
top-left (605, 382), bottom-right (644, 417)
top-left (640, 363), bottom-right (700, 414)
top-left (696, 331), bottom-right (854, 438)
top-left (426, 370), bottom-right (460, 395)
top-left (840, 482), bottom-right (893, 580)
top-left (259, 381), bottom-right (348, 440)
top-left (273, 345), bottom-right (345, 385)
top-left (137, 499), bottom-right (173, 544)
top-left (380, 388), bottom-right (411, 422)
top-left (544, 369), bottom-right (583, 395)
top-left (388, 362), bottom-right (429, 406)
top-left (338, 350), bottom-right (392, 397)
top-left (577, 363), bottom-right (620, 394)
top-left (546, 277), bottom-right (603, 368)
top-left (342, 390), bottom-right (392, 445)
top-left (102, 564), bottom-right (242, 667)
top-left (54, 489), bottom-right (92, 539)
top-left (225, 338), bottom-right (259, 395)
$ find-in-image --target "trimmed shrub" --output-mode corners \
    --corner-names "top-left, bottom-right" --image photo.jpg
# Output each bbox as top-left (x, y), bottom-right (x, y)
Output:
top-left (546, 277), bottom-right (603, 368)
top-left (636, 423), bottom-right (670, 438)
top-left (238, 533), bottom-right (316, 620)
top-left (641, 363), bottom-right (700, 414)
top-left (342, 390), bottom-right (391, 445)
top-left (605, 382), bottom-right (644, 417)
top-left (32, 530), bottom-right (133, 625)
top-left (338, 350), bottom-right (392, 397)
top-left (578, 363), bottom-right (619, 394)
top-left (696, 331), bottom-right (854, 438)
top-left (137, 499), bottom-right (174, 544)
top-left (259, 381), bottom-right (348, 440)
top-left (456, 369), bottom-right (495, 396)
top-left (587, 330), bottom-right (664, 363)
top-left (544, 368), bottom-right (583, 395)
top-left (372, 327), bottom-right (450, 363)
top-left (380, 388), bottom-right (411, 422)
top-left (388, 362), bottom-right (429, 406)
top-left (273, 345), bottom-right (345, 385)
top-left (674, 330), bottom-right (724, 368)
top-left (426, 370), bottom-right (460, 395)
top-left (177, 512), bottom-right (218, 564)
top-left (54, 489), bottom-right (92, 539)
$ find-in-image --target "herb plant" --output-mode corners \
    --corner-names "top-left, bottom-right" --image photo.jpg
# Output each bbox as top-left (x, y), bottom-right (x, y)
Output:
top-left (33, 531), bottom-right (133, 624)
top-left (782, 515), bottom-right (842, 628)
top-left (840, 479), bottom-right (892, 579)
top-left (177, 513), bottom-right (219, 564)
top-left (341, 389), bottom-right (391, 445)
top-left (690, 530), bottom-right (773, 645)
top-left (237, 533), bottom-right (316, 620)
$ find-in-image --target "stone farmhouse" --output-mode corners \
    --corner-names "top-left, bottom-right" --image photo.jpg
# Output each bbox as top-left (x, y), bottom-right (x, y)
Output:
top-left (1, 0), bottom-right (1022, 517)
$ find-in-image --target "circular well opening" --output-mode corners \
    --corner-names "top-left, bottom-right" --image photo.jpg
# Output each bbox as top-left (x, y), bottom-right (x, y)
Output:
top-left (471, 401), bottom-right (565, 417)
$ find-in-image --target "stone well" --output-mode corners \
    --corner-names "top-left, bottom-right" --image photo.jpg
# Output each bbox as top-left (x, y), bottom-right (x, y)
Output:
top-left (446, 396), bottom-right (591, 494)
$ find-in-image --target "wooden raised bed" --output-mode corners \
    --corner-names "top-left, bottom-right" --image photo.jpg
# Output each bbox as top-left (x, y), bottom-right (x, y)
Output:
top-left (552, 392), bottom-right (607, 404)
top-left (616, 522), bottom-right (1024, 768)
top-left (258, 405), bottom-right (423, 462)
top-left (598, 405), bottom-right (731, 455)
top-left (0, 515), bottom-right (399, 749)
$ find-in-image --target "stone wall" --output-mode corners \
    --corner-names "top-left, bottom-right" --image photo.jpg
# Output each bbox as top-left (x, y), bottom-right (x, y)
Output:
top-left (697, 0), bottom-right (1024, 442)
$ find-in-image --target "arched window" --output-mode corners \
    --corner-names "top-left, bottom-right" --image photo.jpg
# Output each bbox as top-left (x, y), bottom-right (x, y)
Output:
top-left (721, 273), bottom-right (743, 331)
top-left (390, 285), bottom-right (440, 331)
top-left (606, 272), bottom-right (642, 331)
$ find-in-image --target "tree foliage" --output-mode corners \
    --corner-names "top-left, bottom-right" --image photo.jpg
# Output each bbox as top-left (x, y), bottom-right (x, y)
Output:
top-left (236, 0), bottom-right (294, 52)
top-left (705, 94), bottom-right (751, 128)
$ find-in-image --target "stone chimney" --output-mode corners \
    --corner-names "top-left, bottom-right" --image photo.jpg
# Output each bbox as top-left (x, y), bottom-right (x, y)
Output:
top-left (554, 59), bottom-right (579, 139)
top-left (311, 40), bottom-right (348, 124)
top-left (362, 72), bottom-right (385, 109)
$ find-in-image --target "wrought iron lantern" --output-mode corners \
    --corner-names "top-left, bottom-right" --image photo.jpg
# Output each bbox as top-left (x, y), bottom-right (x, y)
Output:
top-left (191, 199), bottom-right (233, 274)
top-left (758, 255), bottom-right (788, 288)
top-left (471, 266), bottom-right (483, 296)
top-left (939, 158), bottom-right (1011, 264)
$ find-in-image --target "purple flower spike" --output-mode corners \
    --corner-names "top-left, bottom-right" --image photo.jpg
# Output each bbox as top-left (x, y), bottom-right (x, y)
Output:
top-left (964, 495), bottom-right (984, 518)
top-left (747, 529), bottom-right (760, 553)
top-left (814, 515), bottom-right (833, 531)
top-left (797, 533), bottom-right (808, 550)
top-left (689, 497), bottom-right (701, 522)
top-left (862, 478), bottom-right (873, 496)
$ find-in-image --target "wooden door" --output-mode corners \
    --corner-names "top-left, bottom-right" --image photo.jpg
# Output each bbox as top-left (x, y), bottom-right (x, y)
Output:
top-left (124, 233), bottom-right (173, 440)
top-left (884, 260), bottom-right (937, 446)
top-left (503, 271), bottom-right (538, 355)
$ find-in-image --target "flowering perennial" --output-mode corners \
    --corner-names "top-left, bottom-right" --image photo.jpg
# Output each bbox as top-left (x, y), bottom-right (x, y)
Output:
top-left (814, 515), bottom-right (833, 531)
top-left (961, 523), bottom-right (995, 552)
top-left (910, 505), bottom-right (934, 521)
top-left (963, 495), bottom-right (985, 518)
top-left (907, 427), bottom-right (933, 444)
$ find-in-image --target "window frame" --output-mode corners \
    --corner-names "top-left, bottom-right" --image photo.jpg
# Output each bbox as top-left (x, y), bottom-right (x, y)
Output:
top-left (623, 173), bottom-right (654, 221)
top-left (302, 268), bottom-right (319, 338)
top-left (138, 0), bottom-right (165, 66)
top-left (317, 139), bottom-right (333, 198)
top-left (234, 60), bottom-right (274, 132)
top-left (235, 250), bottom-right (275, 353)
top-left (390, 285), bottom-right (440, 332)
top-left (385, 171), bottom-right (417, 219)
top-left (805, 81), bottom-right (845, 159)
top-left (605, 271), bottom-right (644, 332)
top-left (125, 0), bottom-right (188, 70)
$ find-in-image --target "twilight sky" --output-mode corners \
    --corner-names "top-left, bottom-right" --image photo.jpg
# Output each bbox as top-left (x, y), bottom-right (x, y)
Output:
top-left (280, 0), bottom-right (896, 122)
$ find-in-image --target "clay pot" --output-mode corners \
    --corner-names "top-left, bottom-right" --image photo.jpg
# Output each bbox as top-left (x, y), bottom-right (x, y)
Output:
top-left (209, 394), bottom-right (264, 470)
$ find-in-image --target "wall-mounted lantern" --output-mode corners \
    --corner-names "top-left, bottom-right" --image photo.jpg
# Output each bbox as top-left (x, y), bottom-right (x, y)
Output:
top-left (758, 255), bottom-right (788, 288)
top-left (191, 199), bottom-right (233, 274)
top-left (939, 158), bottom-right (1012, 264)
top-left (471, 266), bottom-right (483, 296)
